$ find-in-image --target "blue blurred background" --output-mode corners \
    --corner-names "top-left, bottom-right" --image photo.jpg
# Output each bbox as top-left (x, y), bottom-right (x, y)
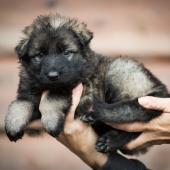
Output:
top-left (0, 0), bottom-right (170, 170)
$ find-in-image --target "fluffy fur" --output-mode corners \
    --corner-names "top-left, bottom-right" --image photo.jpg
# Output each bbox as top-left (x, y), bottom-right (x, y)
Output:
top-left (5, 14), bottom-right (169, 158)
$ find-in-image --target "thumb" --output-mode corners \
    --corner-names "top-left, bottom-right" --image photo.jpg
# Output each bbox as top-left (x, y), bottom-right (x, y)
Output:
top-left (65, 83), bottom-right (83, 122)
top-left (138, 96), bottom-right (170, 112)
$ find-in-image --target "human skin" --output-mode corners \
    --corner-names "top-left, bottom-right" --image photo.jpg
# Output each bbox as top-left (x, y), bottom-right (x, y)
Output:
top-left (110, 96), bottom-right (170, 150)
top-left (57, 83), bottom-right (108, 170)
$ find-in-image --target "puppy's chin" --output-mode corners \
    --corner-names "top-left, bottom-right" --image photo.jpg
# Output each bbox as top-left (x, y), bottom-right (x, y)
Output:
top-left (41, 79), bottom-right (81, 91)
top-left (39, 72), bottom-right (83, 90)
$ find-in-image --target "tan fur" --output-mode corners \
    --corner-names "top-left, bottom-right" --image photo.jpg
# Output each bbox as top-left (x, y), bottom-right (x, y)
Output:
top-left (5, 100), bottom-right (33, 135)
top-left (39, 91), bottom-right (66, 133)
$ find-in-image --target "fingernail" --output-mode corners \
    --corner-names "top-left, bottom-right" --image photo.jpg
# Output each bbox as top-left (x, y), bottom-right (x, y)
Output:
top-left (138, 97), bottom-right (149, 105)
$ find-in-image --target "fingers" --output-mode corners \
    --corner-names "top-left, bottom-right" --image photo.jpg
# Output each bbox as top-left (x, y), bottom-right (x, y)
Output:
top-left (41, 90), bottom-right (49, 101)
top-left (138, 96), bottom-right (170, 112)
top-left (108, 96), bottom-right (170, 133)
top-left (65, 83), bottom-right (83, 122)
top-left (124, 131), bottom-right (154, 150)
top-left (124, 130), bottom-right (170, 150)
top-left (109, 122), bottom-right (148, 132)
top-left (70, 83), bottom-right (84, 113)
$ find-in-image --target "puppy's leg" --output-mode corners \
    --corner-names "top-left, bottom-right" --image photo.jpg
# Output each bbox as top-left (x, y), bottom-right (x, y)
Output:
top-left (81, 99), bottom-right (160, 153)
top-left (5, 74), bottom-right (42, 142)
top-left (81, 98), bottom-right (161, 124)
top-left (39, 91), bottom-right (70, 137)
top-left (5, 100), bottom-right (34, 141)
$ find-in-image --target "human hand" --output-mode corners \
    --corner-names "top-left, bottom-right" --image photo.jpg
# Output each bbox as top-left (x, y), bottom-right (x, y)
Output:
top-left (57, 83), bottom-right (107, 169)
top-left (110, 96), bottom-right (170, 150)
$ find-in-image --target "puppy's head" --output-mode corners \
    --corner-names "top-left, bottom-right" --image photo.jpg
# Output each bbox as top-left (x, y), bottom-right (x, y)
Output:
top-left (16, 14), bottom-right (93, 89)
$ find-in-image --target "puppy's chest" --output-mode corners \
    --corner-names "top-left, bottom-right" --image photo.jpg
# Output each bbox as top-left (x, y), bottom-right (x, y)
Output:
top-left (75, 81), bottom-right (104, 116)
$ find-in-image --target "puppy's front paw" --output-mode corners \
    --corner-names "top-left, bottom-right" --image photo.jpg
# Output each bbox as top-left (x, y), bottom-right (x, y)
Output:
top-left (5, 101), bottom-right (33, 142)
top-left (80, 111), bottom-right (97, 124)
top-left (41, 112), bottom-right (64, 138)
top-left (40, 91), bottom-right (67, 138)
top-left (5, 126), bottom-right (24, 142)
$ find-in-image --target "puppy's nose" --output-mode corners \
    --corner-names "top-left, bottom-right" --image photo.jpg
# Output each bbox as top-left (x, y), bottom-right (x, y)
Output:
top-left (48, 71), bottom-right (59, 80)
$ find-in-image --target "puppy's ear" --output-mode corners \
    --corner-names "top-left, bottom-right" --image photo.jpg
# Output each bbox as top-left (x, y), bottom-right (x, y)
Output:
top-left (70, 22), bottom-right (93, 46)
top-left (49, 14), bottom-right (93, 46)
top-left (15, 39), bottom-right (29, 60)
top-left (15, 26), bottom-right (33, 60)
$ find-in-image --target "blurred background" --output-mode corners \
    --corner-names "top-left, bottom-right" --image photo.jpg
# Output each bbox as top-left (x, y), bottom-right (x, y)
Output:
top-left (0, 0), bottom-right (170, 170)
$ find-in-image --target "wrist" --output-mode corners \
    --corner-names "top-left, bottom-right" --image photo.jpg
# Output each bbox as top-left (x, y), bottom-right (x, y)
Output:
top-left (80, 150), bottom-right (108, 170)
top-left (91, 152), bottom-right (108, 169)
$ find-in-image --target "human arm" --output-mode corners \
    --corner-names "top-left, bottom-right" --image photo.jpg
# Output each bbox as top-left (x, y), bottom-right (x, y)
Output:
top-left (56, 84), bottom-right (148, 170)
top-left (57, 83), bottom-right (108, 169)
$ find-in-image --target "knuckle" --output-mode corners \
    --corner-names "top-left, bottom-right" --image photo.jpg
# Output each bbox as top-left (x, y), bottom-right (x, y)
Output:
top-left (64, 123), bottom-right (81, 135)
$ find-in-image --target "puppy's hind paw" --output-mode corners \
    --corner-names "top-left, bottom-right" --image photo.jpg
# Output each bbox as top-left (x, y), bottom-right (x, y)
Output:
top-left (96, 135), bottom-right (113, 153)
top-left (96, 130), bottom-right (138, 153)
top-left (80, 112), bottom-right (97, 124)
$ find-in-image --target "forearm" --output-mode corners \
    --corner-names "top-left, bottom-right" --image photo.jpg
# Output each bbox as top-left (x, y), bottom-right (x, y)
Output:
top-left (67, 145), bottom-right (148, 170)
top-left (61, 137), bottom-right (148, 170)
top-left (78, 149), bottom-right (108, 170)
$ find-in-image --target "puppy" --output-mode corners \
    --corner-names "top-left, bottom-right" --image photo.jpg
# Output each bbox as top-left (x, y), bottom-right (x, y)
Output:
top-left (5, 14), bottom-right (169, 155)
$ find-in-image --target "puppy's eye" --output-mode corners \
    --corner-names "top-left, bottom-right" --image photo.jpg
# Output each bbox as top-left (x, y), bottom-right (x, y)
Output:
top-left (34, 56), bottom-right (41, 62)
top-left (32, 53), bottom-right (43, 62)
top-left (63, 50), bottom-right (77, 61)
top-left (63, 50), bottom-right (74, 56)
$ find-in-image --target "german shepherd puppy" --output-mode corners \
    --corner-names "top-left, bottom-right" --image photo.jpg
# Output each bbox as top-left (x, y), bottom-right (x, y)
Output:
top-left (5, 14), bottom-right (169, 156)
